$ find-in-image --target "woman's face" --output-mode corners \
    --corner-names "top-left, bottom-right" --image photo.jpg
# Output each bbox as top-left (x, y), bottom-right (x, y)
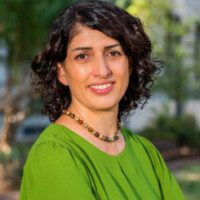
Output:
top-left (57, 25), bottom-right (130, 113)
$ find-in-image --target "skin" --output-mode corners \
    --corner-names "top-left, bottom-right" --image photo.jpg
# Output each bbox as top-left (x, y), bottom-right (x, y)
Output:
top-left (56, 25), bottom-right (130, 155)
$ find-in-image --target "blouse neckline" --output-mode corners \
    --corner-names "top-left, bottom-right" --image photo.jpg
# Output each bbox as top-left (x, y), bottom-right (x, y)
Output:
top-left (51, 123), bottom-right (129, 160)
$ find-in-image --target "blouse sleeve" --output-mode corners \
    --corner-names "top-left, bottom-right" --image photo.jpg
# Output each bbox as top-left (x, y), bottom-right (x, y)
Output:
top-left (19, 140), bottom-right (96, 200)
top-left (139, 136), bottom-right (186, 200)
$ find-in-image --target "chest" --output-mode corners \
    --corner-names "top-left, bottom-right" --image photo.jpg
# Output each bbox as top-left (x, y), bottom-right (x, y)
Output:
top-left (80, 152), bottom-right (162, 200)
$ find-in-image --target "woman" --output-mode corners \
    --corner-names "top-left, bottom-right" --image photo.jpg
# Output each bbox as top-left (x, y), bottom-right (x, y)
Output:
top-left (19, 1), bottom-right (185, 199)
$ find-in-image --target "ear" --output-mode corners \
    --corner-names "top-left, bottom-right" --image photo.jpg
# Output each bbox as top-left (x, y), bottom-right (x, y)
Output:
top-left (57, 62), bottom-right (68, 86)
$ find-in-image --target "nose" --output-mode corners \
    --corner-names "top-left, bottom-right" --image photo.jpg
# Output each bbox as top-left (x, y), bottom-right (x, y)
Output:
top-left (93, 56), bottom-right (112, 78)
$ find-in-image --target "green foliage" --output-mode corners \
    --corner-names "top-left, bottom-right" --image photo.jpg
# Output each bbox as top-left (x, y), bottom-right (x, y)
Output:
top-left (127, 0), bottom-right (171, 49)
top-left (127, 0), bottom-right (200, 110)
top-left (115, 0), bottom-right (131, 8)
top-left (140, 112), bottom-right (200, 149)
top-left (0, 0), bottom-right (78, 66)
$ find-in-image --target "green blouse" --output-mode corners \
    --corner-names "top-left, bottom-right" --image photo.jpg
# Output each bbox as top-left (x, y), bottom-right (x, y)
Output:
top-left (19, 123), bottom-right (185, 200)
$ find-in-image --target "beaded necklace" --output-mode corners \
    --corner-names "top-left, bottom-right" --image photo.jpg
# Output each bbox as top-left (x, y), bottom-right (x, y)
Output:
top-left (63, 110), bottom-right (121, 143)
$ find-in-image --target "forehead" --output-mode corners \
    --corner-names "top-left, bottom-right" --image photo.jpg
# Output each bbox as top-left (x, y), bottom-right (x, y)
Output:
top-left (67, 25), bottom-right (120, 50)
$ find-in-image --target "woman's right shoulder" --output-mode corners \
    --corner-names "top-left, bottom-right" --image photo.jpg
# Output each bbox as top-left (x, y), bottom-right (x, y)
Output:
top-left (24, 124), bottom-right (75, 166)
top-left (31, 123), bottom-right (70, 147)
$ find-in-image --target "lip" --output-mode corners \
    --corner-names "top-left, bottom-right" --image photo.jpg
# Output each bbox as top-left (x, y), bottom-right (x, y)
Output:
top-left (88, 81), bottom-right (115, 95)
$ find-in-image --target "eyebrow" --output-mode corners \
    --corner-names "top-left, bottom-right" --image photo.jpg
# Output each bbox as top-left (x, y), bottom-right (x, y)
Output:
top-left (71, 43), bottom-right (120, 51)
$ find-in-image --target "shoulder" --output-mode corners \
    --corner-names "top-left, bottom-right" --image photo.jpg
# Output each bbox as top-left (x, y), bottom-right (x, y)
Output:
top-left (122, 129), bottom-right (185, 199)
top-left (30, 123), bottom-right (73, 149)
top-left (24, 124), bottom-right (78, 169)
top-left (122, 127), bottom-right (162, 164)
top-left (122, 127), bottom-right (156, 150)
top-left (123, 127), bottom-right (169, 176)
top-left (20, 127), bottom-right (92, 200)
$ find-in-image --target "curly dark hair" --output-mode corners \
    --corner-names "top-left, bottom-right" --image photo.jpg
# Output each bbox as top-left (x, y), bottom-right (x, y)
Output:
top-left (31, 0), bottom-right (160, 122)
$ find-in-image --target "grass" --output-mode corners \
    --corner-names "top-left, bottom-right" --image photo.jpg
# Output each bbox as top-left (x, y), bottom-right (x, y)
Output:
top-left (172, 164), bottom-right (200, 200)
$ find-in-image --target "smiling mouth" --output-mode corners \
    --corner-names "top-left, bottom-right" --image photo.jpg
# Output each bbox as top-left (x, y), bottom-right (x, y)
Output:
top-left (88, 82), bottom-right (115, 94)
top-left (89, 83), bottom-right (112, 90)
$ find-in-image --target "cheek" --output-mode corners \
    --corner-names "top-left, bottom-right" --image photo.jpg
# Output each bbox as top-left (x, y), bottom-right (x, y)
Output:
top-left (116, 60), bottom-right (130, 79)
top-left (66, 66), bottom-right (90, 88)
top-left (78, 67), bottom-right (92, 77)
top-left (119, 61), bottom-right (130, 90)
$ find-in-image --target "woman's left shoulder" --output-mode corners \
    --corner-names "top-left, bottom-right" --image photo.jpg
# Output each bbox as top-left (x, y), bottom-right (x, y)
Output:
top-left (122, 127), bottom-right (156, 150)
top-left (122, 127), bottom-right (186, 200)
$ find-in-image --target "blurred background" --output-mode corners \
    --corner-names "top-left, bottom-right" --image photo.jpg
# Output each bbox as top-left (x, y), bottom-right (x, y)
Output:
top-left (0, 0), bottom-right (200, 199)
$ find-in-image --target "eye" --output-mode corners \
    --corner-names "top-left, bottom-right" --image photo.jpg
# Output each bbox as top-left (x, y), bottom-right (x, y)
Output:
top-left (107, 50), bottom-right (121, 58)
top-left (75, 53), bottom-right (89, 60)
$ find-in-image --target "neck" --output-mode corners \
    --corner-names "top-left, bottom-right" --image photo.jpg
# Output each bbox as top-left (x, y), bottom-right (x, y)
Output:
top-left (68, 104), bottom-right (119, 137)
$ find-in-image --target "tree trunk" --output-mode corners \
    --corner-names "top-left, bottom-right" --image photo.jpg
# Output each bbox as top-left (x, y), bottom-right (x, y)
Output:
top-left (0, 114), bottom-right (12, 153)
top-left (0, 65), bottom-right (27, 153)
top-left (174, 98), bottom-right (184, 119)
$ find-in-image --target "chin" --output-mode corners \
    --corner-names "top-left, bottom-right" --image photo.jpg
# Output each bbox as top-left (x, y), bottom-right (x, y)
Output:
top-left (91, 101), bottom-right (119, 112)
top-left (83, 95), bottom-right (122, 112)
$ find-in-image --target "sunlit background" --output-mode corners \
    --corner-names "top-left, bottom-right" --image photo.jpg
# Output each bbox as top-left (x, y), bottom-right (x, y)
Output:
top-left (0, 0), bottom-right (200, 199)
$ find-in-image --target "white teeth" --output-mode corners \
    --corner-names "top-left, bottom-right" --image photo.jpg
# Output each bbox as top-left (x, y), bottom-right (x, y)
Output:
top-left (90, 83), bottom-right (112, 90)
